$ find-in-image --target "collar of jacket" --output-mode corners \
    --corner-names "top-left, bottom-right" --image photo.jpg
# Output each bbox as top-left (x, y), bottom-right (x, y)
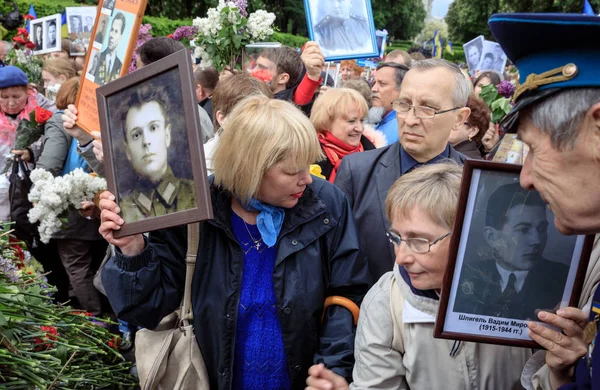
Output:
top-left (207, 178), bottom-right (330, 243)
top-left (395, 265), bottom-right (439, 318)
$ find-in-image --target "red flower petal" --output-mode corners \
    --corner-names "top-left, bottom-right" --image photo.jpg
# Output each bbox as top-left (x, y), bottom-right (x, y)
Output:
top-left (23, 14), bottom-right (35, 20)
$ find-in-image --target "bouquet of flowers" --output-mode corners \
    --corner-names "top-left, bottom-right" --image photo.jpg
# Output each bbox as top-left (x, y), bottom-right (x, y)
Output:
top-left (0, 223), bottom-right (136, 388)
top-left (27, 168), bottom-right (107, 244)
top-left (192, 0), bottom-right (276, 71)
top-left (7, 16), bottom-right (43, 87)
top-left (479, 80), bottom-right (515, 124)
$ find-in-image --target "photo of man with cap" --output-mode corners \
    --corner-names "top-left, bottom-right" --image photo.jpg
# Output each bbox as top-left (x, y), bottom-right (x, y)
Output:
top-left (487, 12), bottom-right (600, 390)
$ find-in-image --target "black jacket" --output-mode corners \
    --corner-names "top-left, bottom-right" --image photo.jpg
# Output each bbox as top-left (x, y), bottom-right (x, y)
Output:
top-left (317, 135), bottom-right (376, 181)
top-left (453, 140), bottom-right (483, 160)
top-left (102, 178), bottom-right (370, 389)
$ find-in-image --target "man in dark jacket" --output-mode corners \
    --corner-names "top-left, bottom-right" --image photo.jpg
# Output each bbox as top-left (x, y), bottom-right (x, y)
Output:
top-left (335, 59), bottom-right (471, 282)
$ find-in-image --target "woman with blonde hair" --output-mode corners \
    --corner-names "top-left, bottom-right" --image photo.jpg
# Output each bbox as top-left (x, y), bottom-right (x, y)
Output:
top-left (98, 95), bottom-right (370, 389)
top-left (310, 87), bottom-right (375, 182)
top-left (307, 162), bottom-right (531, 390)
top-left (42, 59), bottom-right (77, 101)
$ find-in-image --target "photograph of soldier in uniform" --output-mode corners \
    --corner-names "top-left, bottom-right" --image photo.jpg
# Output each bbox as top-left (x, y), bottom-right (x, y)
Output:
top-left (95, 16), bottom-right (108, 45)
top-left (453, 182), bottom-right (571, 321)
top-left (305, 0), bottom-right (377, 59)
top-left (94, 12), bottom-right (126, 85)
top-left (107, 68), bottom-right (196, 224)
top-left (32, 23), bottom-right (43, 51)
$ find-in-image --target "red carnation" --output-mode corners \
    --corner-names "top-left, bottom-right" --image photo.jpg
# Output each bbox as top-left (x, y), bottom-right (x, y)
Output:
top-left (34, 325), bottom-right (58, 350)
top-left (23, 14), bottom-right (35, 20)
top-left (167, 34), bottom-right (174, 39)
top-left (250, 69), bottom-right (272, 84)
top-left (34, 107), bottom-right (53, 124)
top-left (12, 36), bottom-right (25, 45)
top-left (25, 41), bottom-right (36, 50)
top-left (17, 28), bottom-right (29, 37)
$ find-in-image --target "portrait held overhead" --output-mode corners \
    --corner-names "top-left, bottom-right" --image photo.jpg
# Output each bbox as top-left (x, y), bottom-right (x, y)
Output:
top-left (463, 35), bottom-right (484, 76)
top-left (97, 49), bottom-right (211, 237)
top-left (435, 160), bottom-right (593, 348)
top-left (304, 0), bottom-right (379, 61)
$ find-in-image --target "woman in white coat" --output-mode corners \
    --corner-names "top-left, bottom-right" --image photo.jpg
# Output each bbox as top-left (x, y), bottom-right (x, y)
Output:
top-left (306, 162), bottom-right (532, 390)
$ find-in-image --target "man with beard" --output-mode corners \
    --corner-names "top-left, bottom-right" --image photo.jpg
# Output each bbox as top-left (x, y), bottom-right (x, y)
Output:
top-left (454, 183), bottom-right (569, 320)
top-left (371, 62), bottom-right (408, 144)
top-left (94, 12), bottom-right (125, 85)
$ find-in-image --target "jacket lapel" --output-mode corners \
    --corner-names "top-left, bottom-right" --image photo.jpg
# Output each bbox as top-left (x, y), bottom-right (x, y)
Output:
top-left (375, 143), bottom-right (401, 261)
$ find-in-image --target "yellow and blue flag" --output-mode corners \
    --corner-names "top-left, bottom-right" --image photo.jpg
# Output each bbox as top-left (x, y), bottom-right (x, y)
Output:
top-left (433, 30), bottom-right (442, 58)
top-left (445, 41), bottom-right (454, 55)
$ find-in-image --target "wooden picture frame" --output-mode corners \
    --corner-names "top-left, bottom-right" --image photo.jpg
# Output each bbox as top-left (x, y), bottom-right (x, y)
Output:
top-left (97, 49), bottom-right (213, 238)
top-left (75, 0), bottom-right (148, 135)
top-left (434, 159), bottom-right (594, 348)
top-left (29, 14), bottom-right (62, 56)
top-left (303, 0), bottom-right (378, 61)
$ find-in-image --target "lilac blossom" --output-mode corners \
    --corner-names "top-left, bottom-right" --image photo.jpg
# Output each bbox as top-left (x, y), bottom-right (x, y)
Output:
top-left (173, 26), bottom-right (198, 41)
top-left (0, 255), bottom-right (19, 282)
top-left (497, 80), bottom-right (515, 99)
top-left (234, 0), bottom-right (248, 16)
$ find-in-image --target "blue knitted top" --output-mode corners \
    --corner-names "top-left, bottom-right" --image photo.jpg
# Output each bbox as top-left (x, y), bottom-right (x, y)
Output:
top-left (231, 212), bottom-right (290, 390)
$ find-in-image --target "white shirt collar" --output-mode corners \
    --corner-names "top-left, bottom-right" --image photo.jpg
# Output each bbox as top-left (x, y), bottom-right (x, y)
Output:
top-left (495, 262), bottom-right (528, 293)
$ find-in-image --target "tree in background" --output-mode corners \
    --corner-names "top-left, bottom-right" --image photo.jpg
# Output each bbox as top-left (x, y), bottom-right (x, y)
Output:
top-left (414, 18), bottom-right (448, 46)
top-left (446, 0), bottom-right (600, 43)
top-left (372, 0), bottom-right (426, 40)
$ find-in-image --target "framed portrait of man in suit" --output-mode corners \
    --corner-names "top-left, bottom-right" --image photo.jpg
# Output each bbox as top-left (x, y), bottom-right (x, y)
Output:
top-left (66, 6), bottom-right (97, 56)
top-left (29, 14), bottom-right (62, 56)
top-left (97, 49), bottom-right (212, 238)
top-left (303, 0), bottom-right (378, 61)
top-left (75, 0), bottom-right (148, 136)
top-left (435, 160), bottom-right (594, 348)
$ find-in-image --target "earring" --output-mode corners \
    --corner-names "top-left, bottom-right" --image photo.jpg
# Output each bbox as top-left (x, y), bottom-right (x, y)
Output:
top-left (468, 136), bottom-right (473, 142)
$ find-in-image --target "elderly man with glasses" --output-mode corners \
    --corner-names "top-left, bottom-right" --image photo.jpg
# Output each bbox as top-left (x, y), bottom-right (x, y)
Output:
top-left (335, 58), bottom-right (471, 281)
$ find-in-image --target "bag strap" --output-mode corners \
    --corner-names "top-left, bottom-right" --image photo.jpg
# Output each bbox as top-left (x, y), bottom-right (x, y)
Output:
top-left (180, 223), bottom-right (200, 324)
top-left (390, 273), bottom-right (405, 354)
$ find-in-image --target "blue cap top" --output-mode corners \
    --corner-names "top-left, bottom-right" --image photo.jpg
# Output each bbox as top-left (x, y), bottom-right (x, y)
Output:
top-left (0, 66), bottom-right (29, 89)
top-left (489, 13), bottom-right (600, 132)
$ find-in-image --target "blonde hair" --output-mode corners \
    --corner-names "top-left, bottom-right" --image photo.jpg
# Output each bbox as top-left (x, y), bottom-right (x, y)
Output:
top-left (42, 59), bottom-right (77, 80)
top-left (385, 162), bottom-right (462, 230)
top-left (213, 95), bottom-right (324, 202)
top-left (310, 88), bottom-right (369, 133)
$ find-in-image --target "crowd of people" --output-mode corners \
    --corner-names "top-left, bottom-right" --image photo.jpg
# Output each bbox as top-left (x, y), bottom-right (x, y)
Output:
top-left (2, 11), bottom-right (600, 390)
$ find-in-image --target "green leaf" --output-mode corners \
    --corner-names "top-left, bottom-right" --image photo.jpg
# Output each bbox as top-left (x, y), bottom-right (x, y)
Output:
top-left (0, 310), bottom-right (7, 326)
top-left (479, 84), bottom-right (500, 107)
top-left (55, 345), bottom-right (68, 364)
top-left (232, 35), bottom-right (242, 49)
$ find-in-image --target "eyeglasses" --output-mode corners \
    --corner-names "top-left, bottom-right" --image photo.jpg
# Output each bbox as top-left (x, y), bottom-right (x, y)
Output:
top-left (392, 101), bottom-right (461, 119)
top-left (386, 230), bottom-right (451, 254)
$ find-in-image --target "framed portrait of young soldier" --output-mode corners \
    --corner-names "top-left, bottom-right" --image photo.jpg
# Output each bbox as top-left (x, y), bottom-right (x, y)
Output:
top-left (75, 0), bottom-right (148, 135)
top-left (97, 49), bottom-right (212, 237)
top-left (303, 0), bottom-right (379, 61)
top-left (434, 160), bottom-right (594, 348)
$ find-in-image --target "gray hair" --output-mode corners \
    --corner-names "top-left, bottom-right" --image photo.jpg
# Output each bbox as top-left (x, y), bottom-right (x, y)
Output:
top-left (0, 41), bottom-right (11, 51)
top-left (527, 88), bottom-right (600, 150)
top-left (411, 59), bottom-right (471, 107)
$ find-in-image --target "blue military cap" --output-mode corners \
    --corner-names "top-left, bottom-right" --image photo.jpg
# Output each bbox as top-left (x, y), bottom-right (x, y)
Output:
top-left (488, 13), bottom-right (600, 132)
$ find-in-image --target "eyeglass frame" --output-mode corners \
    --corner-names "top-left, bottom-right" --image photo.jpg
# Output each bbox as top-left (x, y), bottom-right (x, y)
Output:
top-left (392, 100), bottom-right (461, 119)
top-left (386, 230), bottom-right (451, 254)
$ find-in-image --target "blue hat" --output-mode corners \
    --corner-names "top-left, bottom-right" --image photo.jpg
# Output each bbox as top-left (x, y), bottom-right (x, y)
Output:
top-left (0, 66), bottom-right (28, 89)
top-left (488, 13), bottom-right (600, 132)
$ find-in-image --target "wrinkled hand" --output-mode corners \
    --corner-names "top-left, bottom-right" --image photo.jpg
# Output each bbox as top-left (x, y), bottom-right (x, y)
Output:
top-left (528, 308), bottom-right (589, 389)
top-left (62, 104), bottom-right (94, 145)
top-left (302, 42), bottom-right (325, 81)
top-left (305, 364), bottom-right (349, 390)
top-left (90, 131), bottom-right (104, 164)
top-left (219, 65), bottom-right (240, 81)
top-left (98, 191), bottom-right (145, 255)
top-left (481, 123), bottom-right (500, 153)
top-left (11, 149), bottom-right (31, 162)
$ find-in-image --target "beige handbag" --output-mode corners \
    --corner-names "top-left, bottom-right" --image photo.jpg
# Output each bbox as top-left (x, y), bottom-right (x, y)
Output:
top-left (135, 223), bottom-right (209, 390)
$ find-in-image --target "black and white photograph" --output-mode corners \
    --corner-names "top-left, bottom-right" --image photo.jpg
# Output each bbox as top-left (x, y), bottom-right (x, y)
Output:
top-left (94, 15), bottom-right (109, 47)
top-left (69, 16), bottom-right (83, 33)
top-left (29, 14), bottom-right (62, 55)
top-left (103, 0), bottom-right (116, 13)
top-left (463, 35), bottom-right (484, 76)
top-left (477, 40), bottom-right (508, 74)
top-left (97, 49), bottom-right (211, 237)
top-left (435, 161), bottom-right (592, 348)
top-left (304, 0), bottom-right (378, 61)
top-left (93, 11), bottom-right (134, 85)
top-left (66, 7), bottom-right (96, 55)
top-left (85, 50), bottom-right (99, 82)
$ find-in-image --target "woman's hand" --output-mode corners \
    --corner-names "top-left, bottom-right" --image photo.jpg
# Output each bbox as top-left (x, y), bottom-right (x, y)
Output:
top-left (98, 191), bottom-right (145, 256)
top-left (90, 131), bottom-right (104, 163)
top-left (481, 123), bottom-right (500, 153)
top-left (62, 104), bottom-right (94, 145)
top-left (11, 149), bottom-right (31, 162)
top-left (305, 364), bottom-right (349, 390)
top-left (528, 308), bottom-right (589, 389)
